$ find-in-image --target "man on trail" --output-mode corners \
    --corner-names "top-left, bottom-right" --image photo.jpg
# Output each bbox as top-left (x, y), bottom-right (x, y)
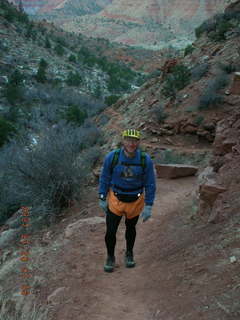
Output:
top-left (99, 129), bottom-right (156, 272)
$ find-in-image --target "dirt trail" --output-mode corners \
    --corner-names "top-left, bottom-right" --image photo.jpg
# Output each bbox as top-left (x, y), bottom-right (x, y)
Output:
top-left (46, 177), bottom-right (188, 319)
top-left (45, 176), bottom-right (234, 320)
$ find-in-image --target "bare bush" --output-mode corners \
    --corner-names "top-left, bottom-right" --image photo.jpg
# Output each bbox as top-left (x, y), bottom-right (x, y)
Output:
top-left (198, 73), bottom-right (229, 109)
top-left (23, 84), bottom-right (105, 116)
top-left (0, 119), bottom-right (103, 226)
top-left (151, 104), bottom-right (169, 123)
top-left (191, 63), bottom-right (210, 81)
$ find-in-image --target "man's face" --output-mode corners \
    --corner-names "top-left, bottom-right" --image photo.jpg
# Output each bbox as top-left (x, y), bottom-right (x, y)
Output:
top-left (122, 137), bottom-right (140, 154)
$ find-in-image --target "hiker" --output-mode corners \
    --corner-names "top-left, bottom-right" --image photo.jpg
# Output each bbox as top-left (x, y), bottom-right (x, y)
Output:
top-left (99, 129), bottom-right (156, 272)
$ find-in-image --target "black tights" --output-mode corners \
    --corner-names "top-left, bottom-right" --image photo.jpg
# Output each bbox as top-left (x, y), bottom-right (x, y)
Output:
top-left (105, 209), bottom-right (139, 257)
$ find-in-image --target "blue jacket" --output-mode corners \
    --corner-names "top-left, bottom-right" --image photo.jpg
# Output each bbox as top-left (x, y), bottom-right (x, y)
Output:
top-left (99, 147), bottom-right (156, 206)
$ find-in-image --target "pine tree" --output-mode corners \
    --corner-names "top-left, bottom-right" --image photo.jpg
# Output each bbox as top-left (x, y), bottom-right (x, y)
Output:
top-left (36, 59), bottom-right (48, 83)
top-left (4, 70), bottom-right (24, 105)
top-left (45, 37), bottom-right (51, 49)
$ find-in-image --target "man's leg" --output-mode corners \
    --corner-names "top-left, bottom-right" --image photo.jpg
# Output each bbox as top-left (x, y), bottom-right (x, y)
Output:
top-left (104, 209), bottom-right (122, 272)
top-left (125, 215), bottom-right (139, 267)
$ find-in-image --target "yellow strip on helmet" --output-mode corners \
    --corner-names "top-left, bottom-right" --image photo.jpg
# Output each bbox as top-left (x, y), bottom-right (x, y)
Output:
top-left (122, 129), bottom-right (141, 139)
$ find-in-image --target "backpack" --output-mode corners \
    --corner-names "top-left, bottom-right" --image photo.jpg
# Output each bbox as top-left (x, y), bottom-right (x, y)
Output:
top-left (110, 148), bottom-right (146, 174)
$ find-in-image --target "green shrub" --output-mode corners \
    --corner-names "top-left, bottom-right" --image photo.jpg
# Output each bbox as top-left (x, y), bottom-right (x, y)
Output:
top-left (93, 84), bottom-right (102, 99)
top-left (56, 37), bottom-right (68, 47)
top-left (104, 95), bottom-right (120, 106)
top-left (0, 116), bottom-right (16, 147)
top-left (54, 44), bottom-right (65, 56)
top-left (199, 93), bottom-right (223, 110)
top-left (155, 148), bottom-right (208, 165)
top-left (209, 20), bottom-right (233, 41)
top-left (25, 23), bottom-right (35, 39)
top-left (4, 70), bottom-right (24, 105)
top-left (161, 64), bottom-right (191, 98)
top-left (4, 10), bottom-right (15, 22)
top-left (45, 37), bottom-right (51, 49)
top-left (63, 105), bottom-right (88, 126)
top-left (194, 115), bottom-right (204, 125)
top-left (68, 54), bottom-right (77, 63)
top-left (184, 44), bottom-right (195, 56)
top-left (195, 20), bottom-right (215, 38)
top-left (195, 12), bottom-right (237, 40)
top-left (66, 71), bottom-right (82, 86)
top-left (218, 62), bottom-right (236, 74)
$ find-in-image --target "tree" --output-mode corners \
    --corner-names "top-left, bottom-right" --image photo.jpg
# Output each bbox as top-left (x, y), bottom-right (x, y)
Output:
top-left (36, 58), bottom-right (48, 83)
top-left (54, 44), bottom-right (65, 56)
top-left (0, 116), bottom-right (16, 147)
top-left (4, 69), bottom-right (24, 105)
top-left (45, 37), bottom-right (51, 49)
top-left (64, 105), bottom-right (87, 126)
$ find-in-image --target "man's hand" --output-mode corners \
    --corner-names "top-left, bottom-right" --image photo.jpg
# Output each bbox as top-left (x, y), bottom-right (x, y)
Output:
top-left (140, 205), bottom-right (152, 222)
top-left (99, 199), bottom-right (108, 213)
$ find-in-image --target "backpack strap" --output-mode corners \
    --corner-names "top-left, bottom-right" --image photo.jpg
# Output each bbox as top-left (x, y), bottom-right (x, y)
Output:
top-left (110, 148), bottom-right (120, 174)
top-left (110, 148), bottom-right (146, 174)
top-left (140, 150), bottom-right (146, 169)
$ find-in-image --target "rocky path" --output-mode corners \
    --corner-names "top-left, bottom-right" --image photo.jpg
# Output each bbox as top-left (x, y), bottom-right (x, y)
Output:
top-left (40, 171), bottom-right (239, 320)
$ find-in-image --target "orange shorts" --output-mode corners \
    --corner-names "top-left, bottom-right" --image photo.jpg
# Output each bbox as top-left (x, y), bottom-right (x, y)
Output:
top-left (107, 189), bottom-right (144, 219)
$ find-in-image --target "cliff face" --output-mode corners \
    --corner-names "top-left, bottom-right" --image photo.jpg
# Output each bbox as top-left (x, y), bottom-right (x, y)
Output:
top-left (8, 0), bottom-right (112, 15)
top-left (9, 0), bottom-right (233, 48)
top-left (97, 0), bottom-right (229, 41)
top-left (100, 0), bottom-right (227, 24)
top-left (58, 0), bottom-right (232, 49)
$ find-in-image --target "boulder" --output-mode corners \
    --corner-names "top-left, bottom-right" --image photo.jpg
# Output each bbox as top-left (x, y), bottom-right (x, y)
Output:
top-left (199, 184), bottom-right (227, 207)
top-left (181, 123), bottom-right (198, 134)
top-left (47, 287), bottom-right (68, 306)
top-left (155, 164), bottom-right (198, 179)
top-left (65, 216), bottom-right (105, 239)
top-left (0, 229), bottom-right (18, 249)
top-left (230, 72), bottom-right (240, 95)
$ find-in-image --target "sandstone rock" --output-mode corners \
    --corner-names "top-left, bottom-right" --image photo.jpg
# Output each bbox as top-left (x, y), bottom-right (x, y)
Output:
top-left (65, 216), bottom-right (105, 239)
top-left (163, 123), bottom-right (174, 130)
top-left (230, 72), bottom-right (240, 95)
top-left (199, 184), bottom-right (227, 207)
top-left (148, 99), bottom-right (158, 107)
top-left (151, 137), bottom-right (159, 143)
top-left (47, 287), bottom-right (68, 306)
top-left (214, 137), bottom-right (237, 155)
top-left (155, 164), bottom-right (198, 179)
top-left (41, 231), bottom-right (53, 245)
top-left (202, 122), bottom-right (215, 131)
top-left (181, 124), bottom-right (198, 134)
top-left (0, 229), bottom-right (18, 249)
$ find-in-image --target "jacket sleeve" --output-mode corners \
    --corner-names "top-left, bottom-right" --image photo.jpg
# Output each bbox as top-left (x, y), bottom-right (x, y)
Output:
top-left (98, 152), bottom-right (113, 197)
top-left (143, 154), bottom-right (156, 206)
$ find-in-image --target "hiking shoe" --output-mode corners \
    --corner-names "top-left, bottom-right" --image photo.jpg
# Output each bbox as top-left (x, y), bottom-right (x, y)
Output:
top-left (125, 251), bottom-right (136, 268)
top-left (104, 255), bottom-right (115, 272)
